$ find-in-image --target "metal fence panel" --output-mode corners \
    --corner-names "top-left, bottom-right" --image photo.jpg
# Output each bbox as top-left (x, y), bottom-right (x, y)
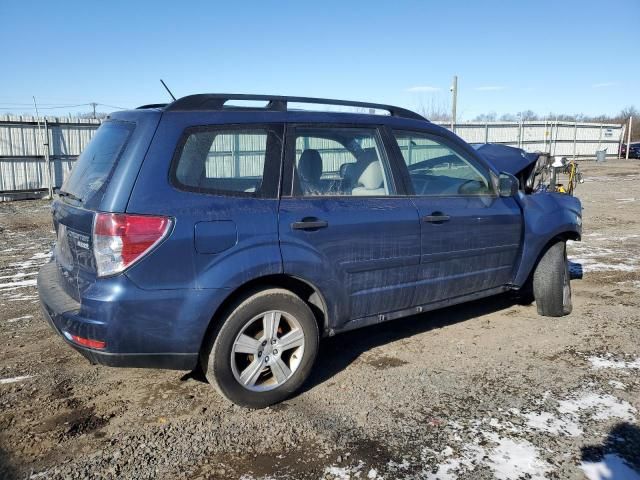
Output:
top-left (440, 121), bottom-right (624, 158)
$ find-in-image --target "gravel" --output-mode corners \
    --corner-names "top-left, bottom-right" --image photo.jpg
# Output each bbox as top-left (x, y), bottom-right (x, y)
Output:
top-left (0, 161), bottom-right (639, 479)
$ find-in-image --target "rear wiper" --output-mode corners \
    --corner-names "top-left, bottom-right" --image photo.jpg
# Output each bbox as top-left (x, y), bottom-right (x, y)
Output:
top-left (54, 188), bottom-right (83, 203)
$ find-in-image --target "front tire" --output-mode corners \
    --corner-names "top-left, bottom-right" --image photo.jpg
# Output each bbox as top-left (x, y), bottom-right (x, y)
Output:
top-left (533, 241), bottom-right (572, 317)
top-left (201, 288), bottom-right (319, 408)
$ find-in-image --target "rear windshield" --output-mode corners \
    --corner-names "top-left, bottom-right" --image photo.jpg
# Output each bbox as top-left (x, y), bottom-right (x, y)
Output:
top-left (61, 121), bottom-right (133, 208)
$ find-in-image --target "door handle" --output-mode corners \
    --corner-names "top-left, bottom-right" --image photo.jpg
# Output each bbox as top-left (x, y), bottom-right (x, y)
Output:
top-left (422, 213), bottom-right (451, 223)
top-left (291, 219), bottom-right (329, 230)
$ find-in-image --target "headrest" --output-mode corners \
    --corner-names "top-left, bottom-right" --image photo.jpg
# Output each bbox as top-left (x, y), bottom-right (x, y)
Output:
top-left (298, 149), bottom-right (323, 183)
top-left (357, 161), bottom-right (384, 190)
top-left (361, 147), bottom-right (378, 163)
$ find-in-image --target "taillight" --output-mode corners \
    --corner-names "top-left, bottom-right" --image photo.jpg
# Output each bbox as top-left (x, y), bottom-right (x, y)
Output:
top-left (93, 212), bottom-right (172, 277)
top-left (64, 332), bottom-right (106, 350)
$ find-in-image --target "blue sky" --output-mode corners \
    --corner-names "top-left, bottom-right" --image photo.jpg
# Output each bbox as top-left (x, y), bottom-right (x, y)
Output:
top-left (0, 0), bottom-right (638, 120)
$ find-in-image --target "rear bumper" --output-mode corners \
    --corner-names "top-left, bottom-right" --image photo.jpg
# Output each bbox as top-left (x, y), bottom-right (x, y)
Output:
top-left (39, 304), bottom-right (198, 368)
top-left (37, 261), bottom-right (228, 370)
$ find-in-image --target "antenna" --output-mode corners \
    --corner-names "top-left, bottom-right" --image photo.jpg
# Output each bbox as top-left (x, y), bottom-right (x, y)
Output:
top-left (160, 79), bottom-right (176, 101)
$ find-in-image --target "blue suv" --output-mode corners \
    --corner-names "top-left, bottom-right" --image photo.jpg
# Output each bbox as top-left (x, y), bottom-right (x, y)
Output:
top-left (38, 94), bottom-right (582, 407)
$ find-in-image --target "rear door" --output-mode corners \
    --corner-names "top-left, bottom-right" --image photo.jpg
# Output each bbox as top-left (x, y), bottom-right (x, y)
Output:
top-left (278, 125), bottom-right (421, 323)
top-left (389, 129), bottom-right (522, 305)
top-left (125, 119), bottom-right (284, 290)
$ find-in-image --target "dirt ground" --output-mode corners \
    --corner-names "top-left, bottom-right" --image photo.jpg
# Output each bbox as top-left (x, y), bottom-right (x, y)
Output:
top-left (0, 160), bottom-right (639, 480)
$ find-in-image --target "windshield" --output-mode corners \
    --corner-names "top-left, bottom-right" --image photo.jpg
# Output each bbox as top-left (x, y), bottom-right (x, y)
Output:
top-left (61, 121), bottom-right (133, 208)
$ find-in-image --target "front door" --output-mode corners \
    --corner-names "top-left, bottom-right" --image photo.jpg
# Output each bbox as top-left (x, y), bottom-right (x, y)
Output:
top-left (390, 129), bottom-right (522, 306)
top-left (278, 125), bottom-right (421, 322)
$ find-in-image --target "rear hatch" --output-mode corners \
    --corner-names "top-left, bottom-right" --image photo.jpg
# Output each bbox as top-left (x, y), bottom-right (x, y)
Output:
top-left (52, 120), bottom-right (135, 301)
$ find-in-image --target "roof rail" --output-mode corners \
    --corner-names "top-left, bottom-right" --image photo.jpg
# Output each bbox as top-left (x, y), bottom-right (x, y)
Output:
top-left (163, 93), bottom-right (426, 121)
top-left (136, 103), bottom-right (168, 110)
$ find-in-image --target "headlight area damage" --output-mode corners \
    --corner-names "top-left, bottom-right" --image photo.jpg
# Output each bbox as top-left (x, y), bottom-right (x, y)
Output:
top-left (472, 143), bottom-right (560, 194)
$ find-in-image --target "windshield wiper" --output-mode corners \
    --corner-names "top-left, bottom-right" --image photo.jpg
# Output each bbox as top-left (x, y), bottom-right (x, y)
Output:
top-left (55, 188), bottom-right (83, 203)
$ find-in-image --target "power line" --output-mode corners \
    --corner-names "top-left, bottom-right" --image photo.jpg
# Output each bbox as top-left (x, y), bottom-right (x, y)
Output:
top-left (0, 102), bottom-right (130, 110)
top-left (35, 103), bottom-right (92, 110)
top-left (0, 101), bottom-right (91, 106)
top-left (96, 103), bottom-right (130, 110)
top-left (0, 102), bottom-right (131, 114)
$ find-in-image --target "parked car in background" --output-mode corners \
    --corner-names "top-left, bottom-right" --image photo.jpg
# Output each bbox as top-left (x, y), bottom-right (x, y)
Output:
top-left (38, 94), bottom-right (582, 408)
top-left (621, 142), bottom-right (640, 159)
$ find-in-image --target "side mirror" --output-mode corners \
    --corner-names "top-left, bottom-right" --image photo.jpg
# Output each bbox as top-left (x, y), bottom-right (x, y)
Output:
top-left (499, 172), bottom-right (519, 197)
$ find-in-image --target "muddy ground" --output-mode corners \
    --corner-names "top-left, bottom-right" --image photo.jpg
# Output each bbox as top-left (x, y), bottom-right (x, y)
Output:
top-left (0, 160), bottom-right (639, 480)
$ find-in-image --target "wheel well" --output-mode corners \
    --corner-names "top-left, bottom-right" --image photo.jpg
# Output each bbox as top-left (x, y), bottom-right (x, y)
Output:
top-left (556, 231), bottom-right (580, 242)
top-left (522, 231), bottom-right (579, 287)
top-left (199, 275), bottom-right (329, 355)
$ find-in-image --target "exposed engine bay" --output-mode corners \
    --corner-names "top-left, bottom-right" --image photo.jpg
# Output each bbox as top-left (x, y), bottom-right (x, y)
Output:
top-left (472, 143), bottom-right (583, 195)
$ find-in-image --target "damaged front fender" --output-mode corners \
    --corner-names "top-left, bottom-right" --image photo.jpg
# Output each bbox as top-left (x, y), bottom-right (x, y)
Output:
top-left (512, 191), bottom-right (582, 287)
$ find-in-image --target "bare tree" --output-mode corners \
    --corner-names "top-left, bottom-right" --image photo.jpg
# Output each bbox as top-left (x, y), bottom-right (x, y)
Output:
top-left (78, 111), bottom-right (108, 120)
top-left (499, 113), bottom-right (517, 122)
top-left (473, 112), bottom-right (498, 122)
top-left (617, 106), bottom-right (639, 142)
top-left (417, 97), bottom-right (451, 122)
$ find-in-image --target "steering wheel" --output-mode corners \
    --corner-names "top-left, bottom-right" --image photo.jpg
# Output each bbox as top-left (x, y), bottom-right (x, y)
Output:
top-left (458, 179), bottom-right (484, 195)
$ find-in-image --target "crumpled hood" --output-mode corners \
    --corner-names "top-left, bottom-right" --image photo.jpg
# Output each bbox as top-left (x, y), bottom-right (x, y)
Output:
top-left (471, 143), bottom-right (539, 175)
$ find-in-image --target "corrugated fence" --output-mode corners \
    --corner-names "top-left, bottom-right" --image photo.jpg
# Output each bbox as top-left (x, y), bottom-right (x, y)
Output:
top-left (0, 114), bottom-right (625, 195)
top-left (0, 115), bottom-right (99, 194)
top-left (442, 121), bottom-right (623, 157)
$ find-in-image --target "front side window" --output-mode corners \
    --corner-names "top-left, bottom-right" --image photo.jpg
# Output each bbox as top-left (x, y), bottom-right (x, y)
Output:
top-left (173, 127), bottom-right (280, 196)
top-left (393, 131), bottom-right (492, 196)
top-left (292, 127), bottom-right (390, 197)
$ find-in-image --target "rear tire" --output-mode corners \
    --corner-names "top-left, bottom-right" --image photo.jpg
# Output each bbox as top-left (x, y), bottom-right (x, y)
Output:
top-left (200, 288), bottom-right (319, 408)
top-left (533, 241), bottom-right (572, 317)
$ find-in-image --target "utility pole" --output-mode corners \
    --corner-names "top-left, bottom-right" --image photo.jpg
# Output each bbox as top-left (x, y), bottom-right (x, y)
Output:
top-left (626, 116), bottom-right (633, 161)
top-left (450, 75), bottom-right (458, 131)
top-left (573, 117), bottom-right (578, 160)
top-left (518, 112), bottom-right (523, 149)
top-left (43, 118), bottom-right (52, 199)
top-left (91, 102), bottom-right (97, 119)
top-left (32, 96), bottom-right (53, 200)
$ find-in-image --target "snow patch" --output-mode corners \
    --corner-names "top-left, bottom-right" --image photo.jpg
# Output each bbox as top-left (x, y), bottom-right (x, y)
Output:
top-left (239, 475), bottom-right (279, 480)
top-left (568, 237), bottom-right (639, 273)
top-left (6, 315), bottom-right (33, 323)
top-left (0, 271), bottom-right (38, 280)
top-left (558, 392), bottom-right (636, 423)
top-left (569, 257), bottom-right (637, 273)
top-left (386, 459), bottom-right (410, 471)
top-left (485, 434), bottom-right (552, 480)
top-left (7, 260), bottom-right (39, 269)
top-left (29, 472), bottom-right (51, 480)
top-left (583, 174), bottom-right (639, 183)
top-left (608, 380), bottom-right (626, 390)
top-left (583, 262), bottom-right (636, 273)
top-left (589, 355), bottom-right (640, 370)
top-left (426, 457), bottom-right (465, 480)
top-left (425, 434), bottom-right (551, 480)
top-left (0, 375), bottom-right (34, 385)
top-left (522, 411), bottom-right (582, 436)
top-left (0, 278), bottom-right (37, 289)
top-left (323, 461), bottom-right (364, 480)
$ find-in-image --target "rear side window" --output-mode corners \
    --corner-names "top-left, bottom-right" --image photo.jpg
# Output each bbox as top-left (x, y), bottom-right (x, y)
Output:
top-left (61, 121), bottom-right (133, 207)
top-left (172, 126), bottom-right (282, 197)
top-left (290, 127), bottom-right (391, 197)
